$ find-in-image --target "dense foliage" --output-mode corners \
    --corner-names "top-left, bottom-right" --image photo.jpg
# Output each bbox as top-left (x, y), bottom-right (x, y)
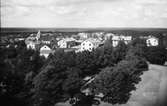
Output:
top-left (3, 37), bottom-right (167, 106)
top-left (89, 48), bottom-right (148, 105)
top-left (0, 41), bottom-right (45, 106)
top-left (146, 46), bottom-right (166, 65)
top-left (32, 40), bottom-right (148, 106)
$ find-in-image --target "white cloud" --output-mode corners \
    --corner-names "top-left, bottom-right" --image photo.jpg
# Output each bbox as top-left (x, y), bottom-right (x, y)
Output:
top-left (1, 0), bottom-right (167, 27)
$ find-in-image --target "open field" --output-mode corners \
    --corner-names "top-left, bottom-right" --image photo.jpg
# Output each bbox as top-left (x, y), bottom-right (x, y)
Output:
top-left (56, 64), bottom-right (167, 106)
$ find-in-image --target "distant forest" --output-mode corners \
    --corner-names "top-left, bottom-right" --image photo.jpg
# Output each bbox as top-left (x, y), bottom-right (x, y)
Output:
top-left (1, 27), bottom-right (167, 34)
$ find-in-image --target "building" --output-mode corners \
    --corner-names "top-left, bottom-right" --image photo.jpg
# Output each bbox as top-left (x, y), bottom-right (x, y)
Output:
top-left (36, 30), bottom-right (41, 41)
top-left (25, 31), bottom-right (41, 50)
top-left (57, 38), bottom-right (76, 48)
top-left (26, 41), bottom-right (36, 49)
top-left (146, 36), bottom-right (159, 46)
top-left (25, 37), bottom-right (39, 50)
top-left (57, 39), bottom-right (67, 48)
top-left (40, 45), bottom-right (52, 58)
top-left (78, 32), bottom-right (89, 39)
top-left (112, 35), bottom-right (132, 47)
top-left (80, 38), bottom-right (101, 52)
top-left (104, 33), bottom-right (115, 40)
top-left (40, 36), bottom-right (51, 44)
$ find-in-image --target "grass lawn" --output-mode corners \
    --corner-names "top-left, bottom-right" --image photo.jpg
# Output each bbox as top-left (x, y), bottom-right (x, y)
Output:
top-left (56, 64), bottom-right (167, 106)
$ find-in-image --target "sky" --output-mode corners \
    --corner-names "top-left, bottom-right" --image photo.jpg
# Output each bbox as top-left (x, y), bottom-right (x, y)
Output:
top-left (1, 0), bottom-right (167, 28)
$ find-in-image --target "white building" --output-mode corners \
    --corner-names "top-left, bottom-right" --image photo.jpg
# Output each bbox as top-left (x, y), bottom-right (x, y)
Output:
top-left (78, 32), bottom-right (89, 39)
top-left (57, 38), bottom-right (76, 48)
top-left (25, 37), bottom-right (37, 50)
top-left (26, 42), bottom-right (36, 49)
top-left (25, 31), bottom-right (41, 50)
top-left (40, 45), bottom-right (52, 58)
top-left (146, 36), bottom-right (159, 46)
top-left (112, 35), bottom-right (132, 47)
top-left (80, 38), bottom-right (101, 52)
top-left (104, 33), bottom-right (115, 40)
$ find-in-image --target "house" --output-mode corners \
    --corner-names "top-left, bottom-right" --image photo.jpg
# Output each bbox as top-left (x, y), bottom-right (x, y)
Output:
top-left (146, 36), bottom-right (159, 46)
top-left (104, 33), bottom-right (115, 40)
top-left (25, 37), bottom-right (40, 50)
top-left (67, 41), bottom-right (81, 48)
top-left (80, 38), bottom-right (101, 52)
top-left (40, 45), bottom-right (53, 58)
top-left (78, 32), bottom-right (89, 39)
top-left (26, 41), bottom-right (36, 49)
top-left (40, 36), bottom-right (51, 44)
top-left (25, 37), bottom-right (38, 50)
top-left (112, 35), bottom-right (132, 47)
top-left (57, 38), bottom-right (76, 48)
top-left (25, 31), bottom-right (41, 50)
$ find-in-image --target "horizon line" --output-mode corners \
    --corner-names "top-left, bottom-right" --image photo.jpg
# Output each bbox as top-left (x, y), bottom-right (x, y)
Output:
top-left (1, 27), bottom-right (167, 29)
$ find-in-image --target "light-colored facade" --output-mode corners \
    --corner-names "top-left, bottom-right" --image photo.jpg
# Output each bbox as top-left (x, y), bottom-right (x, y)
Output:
top-left (80, 38), bottom-right (101, 52)
top-left (40, 45), bottom-right (52, 58)
top-left (57, 39), bottom-right (67, 48)
top-left (112, 35), bottom-right (132, 47)
top-left (78, 32), bottom-right (89, 39)
top-left (26, 42), bottom-right (36, 49)
top-left (146, 36), bottom-right (159, 46)
top-left (104, 33), bottom-right (115, 40)
top-left (57, 38), bottom-right (76, 48)
top-left (25, 30), bottom-right (41, 50)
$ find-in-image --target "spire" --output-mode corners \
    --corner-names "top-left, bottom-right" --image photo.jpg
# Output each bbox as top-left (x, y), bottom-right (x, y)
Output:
top-left (36, 30), bottom-right (40, 41)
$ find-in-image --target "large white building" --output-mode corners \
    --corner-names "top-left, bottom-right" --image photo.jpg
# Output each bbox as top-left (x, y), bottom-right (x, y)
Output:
top-left (57, 38), bottom-right (76, 48)
top-left (80, 38), bottom-right (101, 52)
top-left (146, 36), bottom-right (159, 46)
top-left (40, 45), bottom-right (52, 58)
top-left (78, 32), bottom-right (89, 39)
top-left (112, 35), bottom-right (132, 47)
top-left (26, 42), bottom-right (36, 49)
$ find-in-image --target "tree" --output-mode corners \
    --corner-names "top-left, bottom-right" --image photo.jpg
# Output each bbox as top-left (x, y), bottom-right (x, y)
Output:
top-left (33, 51), bottom-right (77, 106)
top-left (112, 40), bottom-right (128, 63)
top-left (127, 37), bottom-right (147, 58)
top-left (90, 55), bottom-right (148, 105)
top-left (146, 46), bottom-right (166, 65)
top-left (32, 39), bottom-right (149, 106)
top-left (0, 46), bottom-right (45, 106)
